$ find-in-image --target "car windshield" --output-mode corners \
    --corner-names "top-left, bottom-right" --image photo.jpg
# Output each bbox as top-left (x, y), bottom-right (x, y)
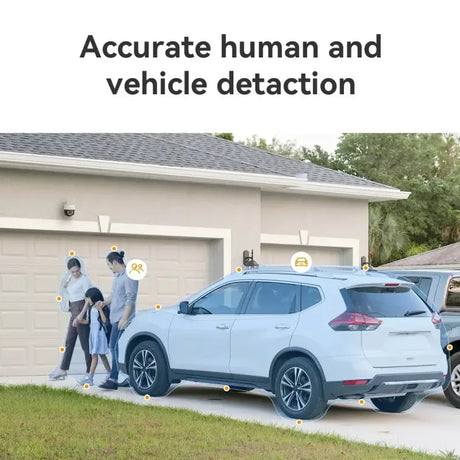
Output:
top-left (180, 276), bottom-right (226, 304)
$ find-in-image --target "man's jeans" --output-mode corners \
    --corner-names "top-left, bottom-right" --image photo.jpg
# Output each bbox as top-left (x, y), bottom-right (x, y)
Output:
top-left (109, 321), bottom-right (124, 381)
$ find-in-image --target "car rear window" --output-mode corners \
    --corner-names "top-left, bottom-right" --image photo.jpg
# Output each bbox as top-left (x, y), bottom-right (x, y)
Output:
top-left (341, 286), bottom-right (431, 318)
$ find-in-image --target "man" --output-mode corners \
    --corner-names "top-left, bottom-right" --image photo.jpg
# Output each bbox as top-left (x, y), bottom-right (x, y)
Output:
top-left (98, 250), bottom-right (138, 390)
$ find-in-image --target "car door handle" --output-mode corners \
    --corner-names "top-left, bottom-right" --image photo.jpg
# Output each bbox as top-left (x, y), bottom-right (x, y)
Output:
top-left (275, 324), bottom-right (290, 330)
top-left (216, 324), bottom-right (230, 330)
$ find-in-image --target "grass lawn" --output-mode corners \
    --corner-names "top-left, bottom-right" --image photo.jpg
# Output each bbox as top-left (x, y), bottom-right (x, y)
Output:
top-left (0, 385), bottom-right (447, 459)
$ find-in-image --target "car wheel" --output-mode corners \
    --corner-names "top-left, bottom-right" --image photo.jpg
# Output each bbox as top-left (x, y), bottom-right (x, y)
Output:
top-left (371, 393), bottom-right (420, 413)
top-left (128, 340), bottom-right (170, 396)
top-left (444, 352), bottom-right (460, 408)
top-left (274, 357), bottom-right (327, 420)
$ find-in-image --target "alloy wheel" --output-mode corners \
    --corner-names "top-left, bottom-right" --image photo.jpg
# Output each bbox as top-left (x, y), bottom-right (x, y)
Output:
top-left (451, 363), bottom-right (460, 397)
top-left (280, 366), bottom-right (312, 411)
top-left (132, 348), bottom-right (157, 390)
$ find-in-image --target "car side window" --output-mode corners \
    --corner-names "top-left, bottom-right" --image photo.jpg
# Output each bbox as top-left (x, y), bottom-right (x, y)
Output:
top-left (245, 282), bottom-right (299, 315)
top-left (192, 282), bottom-right (251, 315)
top-left (446, 277), bottom-right (460, 309)
top-left (300, 285), bottom-right (322, 311)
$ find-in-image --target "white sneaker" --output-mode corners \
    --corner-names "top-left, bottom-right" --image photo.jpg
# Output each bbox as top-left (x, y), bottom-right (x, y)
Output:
top-left (49, 368), bottom-right (67, 380)
top-left (79, 376), bottom-right (94, 386)
top-left (76, 374), bottom-right (90, 385)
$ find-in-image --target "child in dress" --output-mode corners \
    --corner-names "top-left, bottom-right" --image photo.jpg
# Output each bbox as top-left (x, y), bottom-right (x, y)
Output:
top-left (76, 287), bottom-right (111, 386)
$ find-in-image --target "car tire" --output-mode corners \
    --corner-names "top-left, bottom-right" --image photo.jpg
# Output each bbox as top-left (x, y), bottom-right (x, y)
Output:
top-left (128, 340), bottom-right (170, 396)
top-left (371, 393), bottom-right (421, 413)
top-left (274, 357), bottom-right (327, 420)
top-left (444, 352), bottom-right (460, 408)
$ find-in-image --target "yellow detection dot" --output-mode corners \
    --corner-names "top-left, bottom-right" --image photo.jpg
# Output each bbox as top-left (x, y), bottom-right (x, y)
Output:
top-left (236, 267), bottom-right (242, 273)
top-left (83, 383), bottom-right (90, 390)
top-left (447, 344), bottom-right (453, 351)
top-left (363, 265), bottom-right (369, 271)
top-left (56, 296), bottom-right (62, 302)
top-left (111, 246), bottom-right (117, 251)
top-left (359, 399), bottom-right (365, 405)
top-left (59, 347), bottom-right (65, 353)
top-left (144, 394), bottom-right (151, 401)
top-left (68, 251), bottom-right (75, 257)
top-left (155, 304), bottom-right (161, 310)
top-left (296, 419), bottom-right (302, 425)
top-left (223, 385), bottom-right (230, 392)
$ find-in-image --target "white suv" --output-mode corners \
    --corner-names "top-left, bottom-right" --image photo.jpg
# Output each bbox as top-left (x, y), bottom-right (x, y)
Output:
top-left (118, 266), bottom-right (448, 419)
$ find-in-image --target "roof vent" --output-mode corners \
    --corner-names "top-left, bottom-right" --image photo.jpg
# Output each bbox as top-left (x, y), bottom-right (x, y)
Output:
top-left (295, 173), bottom-right (309, 180)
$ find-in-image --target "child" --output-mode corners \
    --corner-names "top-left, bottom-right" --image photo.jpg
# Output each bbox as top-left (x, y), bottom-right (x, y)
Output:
top-left (76, 287), bottom-right (111, 386)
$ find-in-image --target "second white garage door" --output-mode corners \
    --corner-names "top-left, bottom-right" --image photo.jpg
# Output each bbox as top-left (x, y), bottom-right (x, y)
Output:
top-left (0, 231), bottom-right (215, 376)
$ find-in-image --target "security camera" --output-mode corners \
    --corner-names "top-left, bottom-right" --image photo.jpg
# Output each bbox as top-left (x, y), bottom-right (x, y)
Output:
top-left (63, 203), bottom-right (76, 217)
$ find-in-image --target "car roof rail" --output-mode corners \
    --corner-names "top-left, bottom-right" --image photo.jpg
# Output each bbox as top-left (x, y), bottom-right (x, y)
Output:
top-left (241, 265), bottom-right (369, 279)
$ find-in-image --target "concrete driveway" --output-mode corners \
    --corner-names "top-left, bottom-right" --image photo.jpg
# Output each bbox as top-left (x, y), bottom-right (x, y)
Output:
top-left (1, 375), bottom-right (458, 456)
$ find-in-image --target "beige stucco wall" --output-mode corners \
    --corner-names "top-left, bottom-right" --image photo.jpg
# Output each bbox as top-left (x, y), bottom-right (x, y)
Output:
top-left (261, 192), bottom-right (369, 261)
top-left (0, 168), bottom-right (370, 266)
top-left (0, 168), bottom-right (261, 271)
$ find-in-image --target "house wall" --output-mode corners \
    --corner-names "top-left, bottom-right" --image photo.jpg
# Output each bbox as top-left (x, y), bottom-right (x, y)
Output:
top-left (0, 169), bottom-right (261, 271)
top-left (260, 192), bottom-right (369, 263)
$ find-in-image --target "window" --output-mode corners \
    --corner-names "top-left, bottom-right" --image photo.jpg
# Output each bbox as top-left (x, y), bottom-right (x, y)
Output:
top-left (300, 285), bottom-right (322, 311)
top-left (446, 277), bottom-right (460, 309)
top-left (245, 282), bottom-right (299, 315)
top-left (395, 276), bottom-right (432, 300)
top-left (342, 286), bottom-right (430, 318)
top-left (192, 282), bottom-right (250, 315)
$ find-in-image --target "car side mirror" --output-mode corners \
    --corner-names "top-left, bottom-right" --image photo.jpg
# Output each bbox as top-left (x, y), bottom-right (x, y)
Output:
top-left (179, 301), bottom-right (190, 314)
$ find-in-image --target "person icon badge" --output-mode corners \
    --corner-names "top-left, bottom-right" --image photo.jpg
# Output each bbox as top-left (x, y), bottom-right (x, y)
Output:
top-left (127, 259), bottom-right (147, 280)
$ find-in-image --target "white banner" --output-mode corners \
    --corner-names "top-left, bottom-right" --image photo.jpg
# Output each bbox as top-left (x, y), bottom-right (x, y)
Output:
top-left (0, 0), bottom-right (459, 135)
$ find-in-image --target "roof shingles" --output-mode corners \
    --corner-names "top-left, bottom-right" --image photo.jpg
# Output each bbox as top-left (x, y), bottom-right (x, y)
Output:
top-left (0, 133), bottom-right (395, 189)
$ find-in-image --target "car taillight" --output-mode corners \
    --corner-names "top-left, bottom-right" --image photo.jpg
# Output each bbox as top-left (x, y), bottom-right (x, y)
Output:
top-left (431, 311), bottom-right (442, 326)
top-left (328, 312), bottom-right (382, 331)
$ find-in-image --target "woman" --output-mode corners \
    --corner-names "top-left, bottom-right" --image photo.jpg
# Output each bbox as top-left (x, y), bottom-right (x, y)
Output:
top-left (49, 257), bottom-right (92, 380)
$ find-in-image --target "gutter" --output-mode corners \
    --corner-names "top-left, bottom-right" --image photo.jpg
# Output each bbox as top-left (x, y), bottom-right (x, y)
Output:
top-left (0, 151), bottom-right (410, 202)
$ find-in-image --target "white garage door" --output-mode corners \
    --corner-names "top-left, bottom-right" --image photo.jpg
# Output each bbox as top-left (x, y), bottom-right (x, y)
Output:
top-left (0, 231), bottom-right (215, 376)
top-left (261, 244), bottom-right (348, 266)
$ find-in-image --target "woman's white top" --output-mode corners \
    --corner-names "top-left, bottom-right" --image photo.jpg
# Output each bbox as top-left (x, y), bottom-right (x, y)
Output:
top-left (66, 275), bottom-right (92, 302)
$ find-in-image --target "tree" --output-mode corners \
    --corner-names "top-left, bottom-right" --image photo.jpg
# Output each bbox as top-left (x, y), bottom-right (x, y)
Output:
top-left (334, 134), bottom-right (460, 255)
top-left (369, 206), bottom-right (409, 266)
top-left (244, 135), bottom-right (299, 157)
top-left (214, 133), bottom-right (234, 141)
top-left (243, 133), bottom-right (460, 265)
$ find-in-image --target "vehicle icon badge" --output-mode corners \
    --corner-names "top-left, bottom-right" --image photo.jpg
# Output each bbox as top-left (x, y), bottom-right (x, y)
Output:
top-left (290, 251), bottom-right (312, 273)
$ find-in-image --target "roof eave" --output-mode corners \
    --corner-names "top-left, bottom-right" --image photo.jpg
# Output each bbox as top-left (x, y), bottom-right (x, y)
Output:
top-left (0, 151), bottom-right (409, 202)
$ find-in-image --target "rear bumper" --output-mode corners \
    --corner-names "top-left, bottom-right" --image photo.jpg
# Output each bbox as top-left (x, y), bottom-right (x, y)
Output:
top-left (325, 371), bottom-right (444, 400)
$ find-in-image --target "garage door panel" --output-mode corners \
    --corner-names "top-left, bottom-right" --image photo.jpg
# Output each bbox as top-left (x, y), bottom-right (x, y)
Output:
top-left (1, 273), bottom-right (28, 292)
top-left (0, 231), bottom-right (215, 376)
top-left (0, 339), bottom-right (61, 375)
top-left (1, 310), bottom-right (27, 330)
top-left (1, 238), bottom-right (28, 256)
top-left (34, 274), bottom-right (60, 293)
